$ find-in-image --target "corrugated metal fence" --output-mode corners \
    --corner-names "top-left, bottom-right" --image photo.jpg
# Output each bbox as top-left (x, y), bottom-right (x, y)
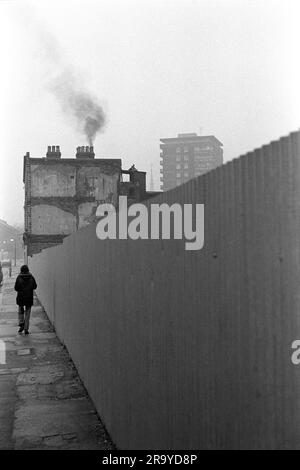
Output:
top-left (30, 130), bottom-right (300, 449)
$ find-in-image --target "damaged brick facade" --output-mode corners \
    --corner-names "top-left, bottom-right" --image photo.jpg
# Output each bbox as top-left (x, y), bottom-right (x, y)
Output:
top-left (23, 146), bottom-right (159, 257)
top-left (24, 146), bottom-right (122, 256)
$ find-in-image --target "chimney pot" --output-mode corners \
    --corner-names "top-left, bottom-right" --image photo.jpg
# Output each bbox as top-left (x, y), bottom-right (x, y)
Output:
top-left (76, 145), bottom-right (95, 159)
top-left (46, 145), bottom-right (61, 159)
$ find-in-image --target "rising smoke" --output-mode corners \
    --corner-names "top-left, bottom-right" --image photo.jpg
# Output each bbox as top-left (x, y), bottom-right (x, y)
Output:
top-left (31, 11), bottom-right (107, 146)
top-left (48, 67), bottom-right (106, 146)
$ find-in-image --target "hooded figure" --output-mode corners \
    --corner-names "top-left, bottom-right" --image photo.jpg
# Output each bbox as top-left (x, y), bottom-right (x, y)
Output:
top-left (14, 265), bottom-right (37, 334)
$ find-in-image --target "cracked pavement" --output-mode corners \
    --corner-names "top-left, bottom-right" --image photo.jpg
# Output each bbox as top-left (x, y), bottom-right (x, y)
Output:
top-left (0, 267), bottom-right (114, 450)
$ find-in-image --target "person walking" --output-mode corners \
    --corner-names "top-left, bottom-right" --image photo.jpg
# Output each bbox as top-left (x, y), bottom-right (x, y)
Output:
top-left (14, 265), bottom-right (37, 335)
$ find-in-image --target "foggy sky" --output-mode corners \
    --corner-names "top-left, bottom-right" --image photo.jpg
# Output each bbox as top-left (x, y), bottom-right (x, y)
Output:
top-left (1, 0), bottom-right (300, 225)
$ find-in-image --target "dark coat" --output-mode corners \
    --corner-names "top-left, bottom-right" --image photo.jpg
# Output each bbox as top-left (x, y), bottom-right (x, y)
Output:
top-left (14, 273), bottom-right (37, 307)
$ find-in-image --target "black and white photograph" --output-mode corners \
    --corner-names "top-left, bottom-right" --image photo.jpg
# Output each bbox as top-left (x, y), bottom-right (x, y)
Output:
top-left (0, 0), bottom-right (300, 456)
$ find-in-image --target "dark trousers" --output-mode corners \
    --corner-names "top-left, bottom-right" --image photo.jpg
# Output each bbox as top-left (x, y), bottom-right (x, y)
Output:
top-left (18, 306), bottom-right (31, 331)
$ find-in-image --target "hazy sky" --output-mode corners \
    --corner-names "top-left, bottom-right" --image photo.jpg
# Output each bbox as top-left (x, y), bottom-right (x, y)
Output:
top-left (1, 0), bottom-right (300, 225)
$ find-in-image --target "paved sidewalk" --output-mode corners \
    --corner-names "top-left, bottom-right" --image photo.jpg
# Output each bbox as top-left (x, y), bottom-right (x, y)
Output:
top-left (0, 267), bottom-right (114, 450)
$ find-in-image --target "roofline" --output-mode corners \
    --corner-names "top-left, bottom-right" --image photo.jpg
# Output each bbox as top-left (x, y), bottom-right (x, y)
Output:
top-left (160, 135), bottom-right (223, 146)
top-left (25, 157), bottom-right (122, 164)
top-left (0, 219), bottom-right (20, 233)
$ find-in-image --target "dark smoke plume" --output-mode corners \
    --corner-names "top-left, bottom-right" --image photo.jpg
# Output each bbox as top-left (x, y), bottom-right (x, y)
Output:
top-left (16, 5), bottom-right (107, 145)
top-left (29, 12), bottom-right (107, 146)
top-left (48, 68), bottom-right (106, 146)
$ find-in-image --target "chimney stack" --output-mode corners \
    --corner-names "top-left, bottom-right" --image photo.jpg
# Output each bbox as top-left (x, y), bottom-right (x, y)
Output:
top-left (46, 145), bottom-right (61, 159)
top-left (76, 146), bottom-right (95, 159)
